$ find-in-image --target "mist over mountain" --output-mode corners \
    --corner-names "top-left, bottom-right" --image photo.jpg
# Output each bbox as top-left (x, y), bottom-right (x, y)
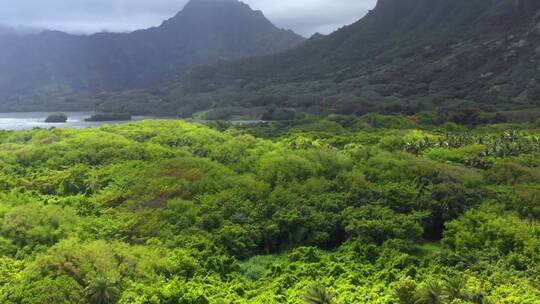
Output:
top-left (0, 25), bottom-right (42, 36)
top-left (0, 0), bottom-right (304, 111)
top-left (2, 0), bottom-right (540, 122)
top-left (0, 26), bottom-right (15, 36)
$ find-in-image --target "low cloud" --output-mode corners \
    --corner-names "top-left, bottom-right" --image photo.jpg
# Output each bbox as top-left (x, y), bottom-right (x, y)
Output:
top-left (0, 0), bottom-right (376, 36)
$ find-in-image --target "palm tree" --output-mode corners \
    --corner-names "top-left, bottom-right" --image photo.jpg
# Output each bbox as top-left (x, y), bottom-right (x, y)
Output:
top-left (303, 283), bottom-right (337, 304)
top-left (469, 292), bottom-right (491, 304)
top-left (415, 282), bottom-right (443, 304)
top-left (393, 276), bottom-right (417, 304)
top-left (83, 276), bottom-right (120, 304)
top-left (443, 276), bottom-right (467, 301)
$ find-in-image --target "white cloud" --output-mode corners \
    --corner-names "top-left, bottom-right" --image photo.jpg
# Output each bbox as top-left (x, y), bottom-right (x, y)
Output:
top-left (0, 0), bottom-right (377, 36)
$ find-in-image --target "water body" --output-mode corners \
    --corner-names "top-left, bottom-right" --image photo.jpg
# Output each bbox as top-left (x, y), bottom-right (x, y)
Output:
top-left (0, 112), bottom-right (168, 131)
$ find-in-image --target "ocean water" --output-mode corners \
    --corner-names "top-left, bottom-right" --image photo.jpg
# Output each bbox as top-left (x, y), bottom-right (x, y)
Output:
top-left (0, 112), bottom-right (162, 130)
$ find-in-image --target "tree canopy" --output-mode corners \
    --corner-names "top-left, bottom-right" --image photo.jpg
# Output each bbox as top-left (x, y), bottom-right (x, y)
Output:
top-left (0, 117), bottom-right (538, 303)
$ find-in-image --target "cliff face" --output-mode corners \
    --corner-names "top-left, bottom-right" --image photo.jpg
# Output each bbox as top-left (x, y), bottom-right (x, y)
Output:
top-left (184, 0), bottom-right (535, 82)
top-left (370, 0), bottom-right (420, 21)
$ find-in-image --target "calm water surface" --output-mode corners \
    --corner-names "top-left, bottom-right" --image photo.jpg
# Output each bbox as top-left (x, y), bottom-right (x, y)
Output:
top-left (0, 112), bottom-right (167, 131)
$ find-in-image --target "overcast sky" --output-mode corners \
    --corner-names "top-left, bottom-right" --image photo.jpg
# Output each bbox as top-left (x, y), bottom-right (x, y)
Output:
top-left (0, 0), bottom-right (377, 37)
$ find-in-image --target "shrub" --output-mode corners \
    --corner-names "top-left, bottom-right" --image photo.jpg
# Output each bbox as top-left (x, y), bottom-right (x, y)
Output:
top-left (45, 113), bottom-right (68, 123)
top-left (378, 135), bottom-right (405, 152)
top-left (85, 113), bottom-right (132, 122)
top-left (1, 204), bottom-right (78, 251)
top-left (424, 145), bottom-right (485, 164)
top-left (342, 205), bottom-right (425, 244)
top-left (484, 163), bottom-right (540, 184)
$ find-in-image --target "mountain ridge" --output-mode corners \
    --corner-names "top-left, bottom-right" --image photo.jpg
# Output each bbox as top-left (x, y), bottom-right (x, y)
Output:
top-left (4, 0), bottom-right (540, 121)
top-left (0, 0), bottom-right (304, 111)
top-left (118, 0), bottom-right (539, 120)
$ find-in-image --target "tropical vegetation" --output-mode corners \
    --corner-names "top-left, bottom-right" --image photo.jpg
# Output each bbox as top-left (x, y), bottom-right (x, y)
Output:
top-left (0, 114), bottom-right (538, 303)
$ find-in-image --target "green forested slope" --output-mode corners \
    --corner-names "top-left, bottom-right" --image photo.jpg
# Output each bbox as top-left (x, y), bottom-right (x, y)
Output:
top-left (0, 117), bottom-right (538, 303)
top-left (96, 0), bottom-right (540, 119)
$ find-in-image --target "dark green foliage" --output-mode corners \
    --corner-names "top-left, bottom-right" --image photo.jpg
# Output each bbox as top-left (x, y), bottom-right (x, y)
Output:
top-left (414, 282), bottom-right (443, 304)
top-left (45, 113), bottom-right (68, 123)
top-left (83, 277), bottom-right (119, 304)
top-left (84, 113), bottom-right (132, 122)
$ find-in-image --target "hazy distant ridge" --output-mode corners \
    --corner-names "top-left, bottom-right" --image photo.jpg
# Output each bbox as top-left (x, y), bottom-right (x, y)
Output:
top-left (0, 0), bottom-right (304, 110)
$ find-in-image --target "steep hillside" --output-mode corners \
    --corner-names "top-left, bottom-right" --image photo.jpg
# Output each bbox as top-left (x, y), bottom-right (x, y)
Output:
top-left (109, 0), bottom-right (540, 121)
top-left (0, 0), bottom-right (303, 111)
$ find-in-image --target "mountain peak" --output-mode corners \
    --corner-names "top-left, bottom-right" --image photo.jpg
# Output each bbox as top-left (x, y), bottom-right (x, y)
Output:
top-left (0, 0), bottom-right (304, 108)
top-left (168, 0), bottom-right (540, 120)
top-left (181, 0), bottom-right (250, 13)
top-left (174, 0), bottom-right (263, 20)
top-left (184, 0), bottom-right (248, 8)
top-left (161, 0), bottom-right (302, 39)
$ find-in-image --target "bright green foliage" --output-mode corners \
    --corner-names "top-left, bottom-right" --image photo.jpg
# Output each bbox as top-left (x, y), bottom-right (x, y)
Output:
top-left (303, 283), bottom-right (336, 304)
top-left (0, 119), bottom-right (538, 303)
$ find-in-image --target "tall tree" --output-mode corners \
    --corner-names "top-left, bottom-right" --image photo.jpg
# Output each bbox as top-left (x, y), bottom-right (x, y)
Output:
top-left (303, 283), bottom-right (337, 304)
top-left (394, 276), bottom-right (418, 304)
top-left (415, 282), bottom-right (443, 304)
top-left (443, 276), bottom-right (467, 301)
top-left (83, 277), bottom-right (120, 304)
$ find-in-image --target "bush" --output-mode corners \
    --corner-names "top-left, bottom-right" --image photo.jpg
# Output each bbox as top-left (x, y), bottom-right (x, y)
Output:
top-left (360, 113), bottom-right (418, 129)
top-left (424, 144), bottom-right (485, 164)
top-left (484, 163), bottom-right (540, 184)
top-left (45, 113), bottom-right (68, 123)
top-left (342, 205), bottom-right (425, 244)
top-left (261, 108), bottom-right (299, 121)
top-left (443, 207), bottom-right (538, 256)
top-left (378, 135), bottom-right (405, 152)
top-left (257, 153), bottom-right (320, 185)
top-left (85, 113), bottom-right (132, 122)
top-left (1, 204), bottom-right (78, 253)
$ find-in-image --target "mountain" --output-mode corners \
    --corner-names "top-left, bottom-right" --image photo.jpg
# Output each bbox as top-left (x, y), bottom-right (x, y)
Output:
top-left (0, 0), bottom-right (304, 111)
top-left (0, 26), bottom-right (15, 36)
top-left (108, 0), bottom-right (540, 121)
top-left (0, 25), bottom-right (41, 36)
